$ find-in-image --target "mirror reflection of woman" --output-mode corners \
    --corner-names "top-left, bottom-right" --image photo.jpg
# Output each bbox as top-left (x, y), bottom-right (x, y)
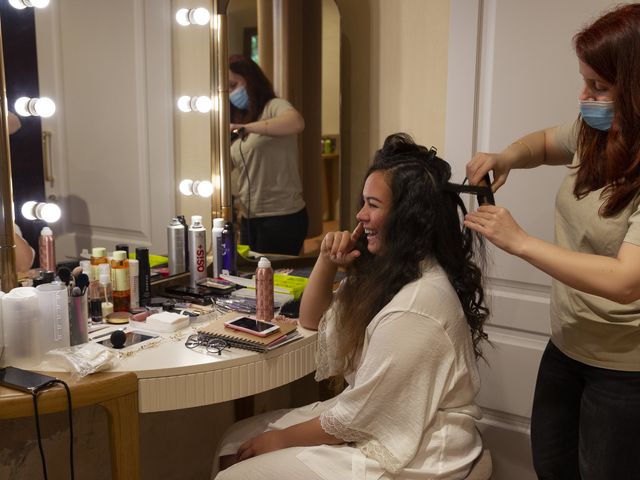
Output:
top-left (228, 55), bottom-right (307, 256)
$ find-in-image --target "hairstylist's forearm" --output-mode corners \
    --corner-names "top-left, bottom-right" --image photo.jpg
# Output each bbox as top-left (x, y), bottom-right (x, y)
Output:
top-left (515, 236), bottom-right (640, 304)
top-left (245, 109), bottom-right (305, 136)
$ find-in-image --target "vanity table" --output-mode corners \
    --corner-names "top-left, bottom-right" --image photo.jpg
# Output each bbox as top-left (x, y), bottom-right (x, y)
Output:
top-left (109, 320), bottom-right (318, 413)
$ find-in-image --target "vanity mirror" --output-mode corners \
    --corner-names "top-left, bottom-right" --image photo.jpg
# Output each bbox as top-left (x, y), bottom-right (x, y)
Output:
top-left (0, 0), bottom-right (340, 289)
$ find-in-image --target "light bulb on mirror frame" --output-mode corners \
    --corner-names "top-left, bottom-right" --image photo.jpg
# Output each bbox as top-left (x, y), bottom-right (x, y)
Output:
top-left (175, 8), bottom-right (190, 26)
top-left (8, 0), bottom-right (27, 9)
top-left (175, 7), bottom-right (210, 26)
top-left (14, 97), bottom-right (31, 116)
top-left (193, 96), bottom-right (212, 113)
top-left (14, 96), bottom-right (56, 117)
top-left (179, 179), bottom-right (194, 196)
top-left (21, 200), bottom-right (61, 223)
top-left (192, 180), bottom-right (214, 198)
top-left (21, 200), bottom-right (38, 220)
top-left (27, 0), bottom-right (50, 8)
top-left (177, 95), bottom-right (192, 112)
top-left (189, 7), bottom-right (210, 26)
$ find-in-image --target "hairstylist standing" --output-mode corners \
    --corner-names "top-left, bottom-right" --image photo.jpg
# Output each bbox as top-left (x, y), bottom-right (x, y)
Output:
top-left (228, 55), bottom-right (307, 256)
top-left (465, 5), bottom-right (640, 479)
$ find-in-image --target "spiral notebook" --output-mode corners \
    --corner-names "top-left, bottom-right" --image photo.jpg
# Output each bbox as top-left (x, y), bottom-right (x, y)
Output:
top-left (197, 314), bottom-right (300, 353)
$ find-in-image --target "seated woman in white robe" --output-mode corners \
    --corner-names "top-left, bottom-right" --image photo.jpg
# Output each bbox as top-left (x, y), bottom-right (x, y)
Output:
top-left (213, 133), bottom-right (490, 480)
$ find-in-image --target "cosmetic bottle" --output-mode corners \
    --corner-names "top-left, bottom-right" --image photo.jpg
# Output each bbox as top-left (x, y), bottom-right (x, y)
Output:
top-left (188, 215), bottom-right (207, 288)
top-left (136, 247), bottom-right (152, 307)
top-left (177, 215), bottom-right (189, 271)
top-left (115, 244), bottom-right (129, 259)
top-left (38, 226), bottom-right (56, 272)
top-left (221, 221), bottom-right (237, 275)
top-left (129, 258), bottom-right (139, 308)
top-left (89, 247), bottom-right (108, 299)
top-left (90, 298), bottom-right (103, 323)
top-left (212, 217), bottom-right (224, 277)
top-left (167, 217), bottom-right (186, 275)
top-left (255, 257), bottom-right (274, 321)
top-left (99, 272), bottom-right (114, 316)
top-left (111, 250), bottom-right (130, 312)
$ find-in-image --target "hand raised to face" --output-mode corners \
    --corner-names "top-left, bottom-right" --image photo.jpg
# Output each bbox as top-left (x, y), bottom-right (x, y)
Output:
top-left (320, 223), bottom-right (364, 267)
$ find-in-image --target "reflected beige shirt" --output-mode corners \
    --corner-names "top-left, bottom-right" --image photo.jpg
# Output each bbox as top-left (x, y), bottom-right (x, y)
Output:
top-left (230, 98), bottom-right (305, 218)
top-left (551, 120), bottom-right (640, 371)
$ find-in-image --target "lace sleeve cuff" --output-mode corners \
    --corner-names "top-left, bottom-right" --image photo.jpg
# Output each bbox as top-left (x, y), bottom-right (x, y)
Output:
top-left (319, 410), bottom-right (404, 474)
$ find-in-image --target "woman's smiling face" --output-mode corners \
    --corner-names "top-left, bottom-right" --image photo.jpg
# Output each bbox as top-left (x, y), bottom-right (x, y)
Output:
top-left (356, 171), bottom-right (392, 255)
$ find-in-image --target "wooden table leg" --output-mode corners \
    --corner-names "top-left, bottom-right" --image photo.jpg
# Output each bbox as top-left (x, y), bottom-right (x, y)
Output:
top-left (100, 391), bottom-right (140, 480)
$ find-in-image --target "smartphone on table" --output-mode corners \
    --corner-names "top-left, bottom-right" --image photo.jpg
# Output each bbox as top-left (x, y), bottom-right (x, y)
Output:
top-left (224, 316), bottom-right (280, 337)
top-left (0, 366), bottom-right (58, 393)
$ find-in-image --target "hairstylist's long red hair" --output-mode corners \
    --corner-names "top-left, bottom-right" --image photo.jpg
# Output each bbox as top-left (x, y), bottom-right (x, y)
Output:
top-left (573, 3), bottom-right (640, 216)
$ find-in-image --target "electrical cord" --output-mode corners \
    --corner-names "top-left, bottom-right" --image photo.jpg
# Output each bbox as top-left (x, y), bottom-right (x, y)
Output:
top-left (236, 129), bottom-right (252, 247)
top-left (32, 379), bottom-right (75, 480)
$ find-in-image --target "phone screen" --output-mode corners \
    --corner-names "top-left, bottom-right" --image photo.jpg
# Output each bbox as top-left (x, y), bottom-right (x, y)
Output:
top-left (98, 331), bottom-right (157, 349)
top-left (227, 317), bottom-right (278, 333)
top-left (0, 367), bottom-right (57, 393)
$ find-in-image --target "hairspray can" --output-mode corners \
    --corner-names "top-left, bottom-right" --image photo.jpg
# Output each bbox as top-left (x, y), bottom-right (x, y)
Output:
top-left (167, 218), bottom-right (186, 275)
top-left (188, 215), bottom-right (207, 287)
top-left (221, 221), bottom-right (237, 275)
top-left (212, 218), bottom-right (224, 277)
top-left (177, 215), bottom-right (189, 271)
top-left (135, 247), bottom-right (152, 307)
top-left (38, 226), bottom-right (56, 271)
top-left (255, 257), bottom-right (274, 321)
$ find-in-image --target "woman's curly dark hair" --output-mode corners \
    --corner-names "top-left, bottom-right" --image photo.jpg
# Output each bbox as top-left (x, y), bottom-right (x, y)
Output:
top-left (334, 133), bottom-right (489, 370)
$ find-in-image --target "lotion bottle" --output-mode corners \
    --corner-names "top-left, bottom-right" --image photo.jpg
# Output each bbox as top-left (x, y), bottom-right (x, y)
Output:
top-left (255, 257), bottom-right (274, 321)
top-left (111, 250), bottom-right (130, 312)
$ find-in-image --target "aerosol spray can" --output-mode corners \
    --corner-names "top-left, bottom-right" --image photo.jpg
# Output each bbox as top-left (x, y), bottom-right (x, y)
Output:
top-left (177, 215), bottom-right (189, 271)
top-left (167, 217), bottom-right (186, 275)
top-left (221, 221), bottom-right (237, 275)
top-left (212, 218), bottom-right (224, 278)
top-left (38, 226), bottom-right (56, 271)
top-left (255, 257), bottom-right (274, 321)
top-left (188, 215), bottom-right (207, 287)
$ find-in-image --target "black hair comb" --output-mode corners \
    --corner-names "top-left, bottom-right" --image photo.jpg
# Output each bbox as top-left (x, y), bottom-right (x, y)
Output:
top-left (444, 173), bottom-right (495, 205)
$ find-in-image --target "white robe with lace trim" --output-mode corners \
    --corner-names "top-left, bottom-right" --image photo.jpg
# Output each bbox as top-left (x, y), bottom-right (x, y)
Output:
top-left (218, 262), bottom-right (483, 480)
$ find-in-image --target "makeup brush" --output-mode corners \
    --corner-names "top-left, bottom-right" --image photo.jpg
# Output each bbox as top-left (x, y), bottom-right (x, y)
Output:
top-left (57, 266), bottom-right (72, 286)
top-left (75, 273), bottom-right (90, 294)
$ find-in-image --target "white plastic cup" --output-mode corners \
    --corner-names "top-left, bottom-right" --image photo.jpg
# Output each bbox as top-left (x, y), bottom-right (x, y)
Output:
top-left (2, 287), bottom-right (42, 367)
top-left (36, 283), bottom-right (70, 354)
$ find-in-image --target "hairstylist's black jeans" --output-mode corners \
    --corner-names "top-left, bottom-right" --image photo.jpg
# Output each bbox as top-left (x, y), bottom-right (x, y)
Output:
top-left (531, 340), bottom-right (640, 480)
top-left (240, 207), bottom-right (308, 256)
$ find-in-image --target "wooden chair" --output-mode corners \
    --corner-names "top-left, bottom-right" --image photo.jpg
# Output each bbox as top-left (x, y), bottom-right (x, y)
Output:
top-left (0, 371), bottom-right (140, 480)
top-left (465, 449), bottom-right (492, 480)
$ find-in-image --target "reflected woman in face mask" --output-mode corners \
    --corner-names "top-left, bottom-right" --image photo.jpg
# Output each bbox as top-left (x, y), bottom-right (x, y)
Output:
top-left (464, 4), bottom-right (640, 479)
top-left (228, 55), bottom-right (307, 256)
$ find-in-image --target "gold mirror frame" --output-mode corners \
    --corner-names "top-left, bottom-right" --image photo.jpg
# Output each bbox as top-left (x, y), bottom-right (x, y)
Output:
top-left (0, 19), bottom-right (18, 292)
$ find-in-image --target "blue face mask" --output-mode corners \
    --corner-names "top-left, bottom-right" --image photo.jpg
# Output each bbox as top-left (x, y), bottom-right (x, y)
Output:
top-left (579, 100), bottom-right (614, 131)
top-left (230, 86), bottom-right (249, 110)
